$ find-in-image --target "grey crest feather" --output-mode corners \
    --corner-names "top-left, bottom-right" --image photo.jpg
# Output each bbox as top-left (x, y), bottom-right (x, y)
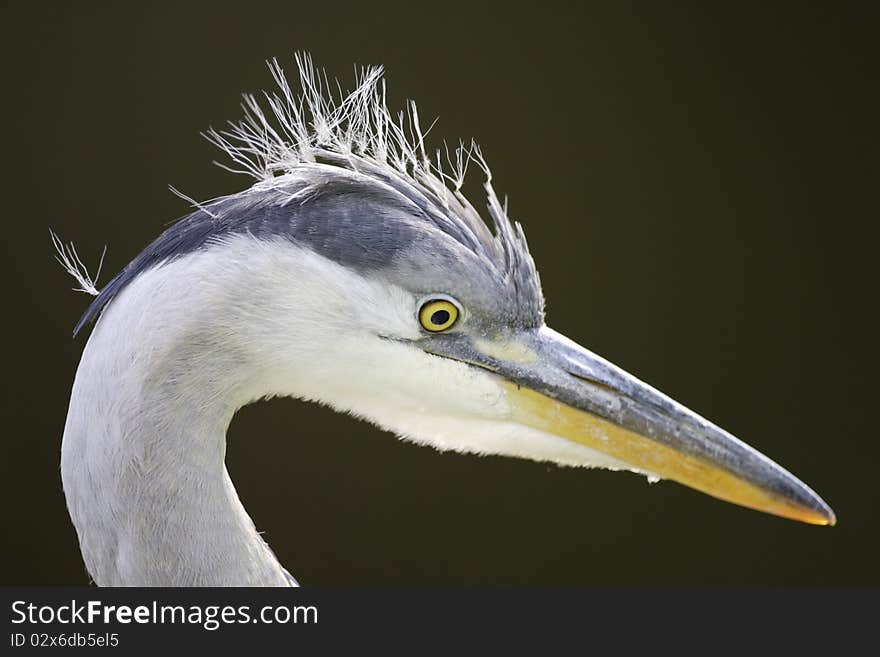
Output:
top-left (76, 54), bottom-right (544, 335)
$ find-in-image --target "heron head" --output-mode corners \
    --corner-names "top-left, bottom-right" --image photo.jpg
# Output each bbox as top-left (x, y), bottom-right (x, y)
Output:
top-left (78, 56), bottom-right (834, 527)
top-left (276, 162), bottom-right (834, 528)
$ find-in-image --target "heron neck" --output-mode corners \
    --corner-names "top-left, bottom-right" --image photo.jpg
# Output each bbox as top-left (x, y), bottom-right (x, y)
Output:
top-left (61, 259), bottom-right (296, 586)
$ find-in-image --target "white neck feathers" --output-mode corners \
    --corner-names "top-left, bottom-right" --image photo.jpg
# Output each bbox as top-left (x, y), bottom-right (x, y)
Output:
top-left (61, 238), bottom-right (316, 585)
top-left (61, 234), bottom-right (511, 585)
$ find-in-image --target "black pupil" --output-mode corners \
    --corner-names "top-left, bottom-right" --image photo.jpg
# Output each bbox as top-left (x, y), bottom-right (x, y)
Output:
top-left (430, 309), bottom-right (451, 326)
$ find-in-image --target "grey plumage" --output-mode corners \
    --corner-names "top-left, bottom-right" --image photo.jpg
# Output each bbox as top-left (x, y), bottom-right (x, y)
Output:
top-left (76, 57), bottom-right (544, 336)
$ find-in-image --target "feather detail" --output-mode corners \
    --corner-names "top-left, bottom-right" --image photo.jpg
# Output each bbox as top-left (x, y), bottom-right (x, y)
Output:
top-left (202, 54), bottom-right (538, 292)
top-left (50, 228), bottom-right (105, 297)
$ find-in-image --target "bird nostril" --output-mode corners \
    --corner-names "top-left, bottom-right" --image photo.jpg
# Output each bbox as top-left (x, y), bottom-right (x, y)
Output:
top-left (567, 371), bottom-right (620, 395)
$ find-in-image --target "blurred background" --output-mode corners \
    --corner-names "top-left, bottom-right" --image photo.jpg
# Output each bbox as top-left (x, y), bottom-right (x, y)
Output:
top-left (1, 2), bottom-right (876, 585)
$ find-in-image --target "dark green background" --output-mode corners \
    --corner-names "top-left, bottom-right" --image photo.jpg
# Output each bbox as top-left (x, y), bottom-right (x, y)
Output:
top-left (2, 2), bottom-right (876, 585)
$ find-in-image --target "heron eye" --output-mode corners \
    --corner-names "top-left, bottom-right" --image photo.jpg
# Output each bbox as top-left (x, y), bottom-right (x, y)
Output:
top-left (418, 299), bottom-right (459, 332)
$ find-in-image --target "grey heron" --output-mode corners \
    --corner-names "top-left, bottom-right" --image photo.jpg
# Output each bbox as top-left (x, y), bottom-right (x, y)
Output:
top-left (55, 55), bottom-right (835, 586)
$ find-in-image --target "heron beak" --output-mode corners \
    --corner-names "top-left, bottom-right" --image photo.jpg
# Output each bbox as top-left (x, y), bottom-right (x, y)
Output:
top-left (427, 327), bottom-right (835, 525)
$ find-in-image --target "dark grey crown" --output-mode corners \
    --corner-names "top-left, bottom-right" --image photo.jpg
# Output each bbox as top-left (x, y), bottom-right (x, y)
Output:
top-left (75, 55), bottom-right (544, 335)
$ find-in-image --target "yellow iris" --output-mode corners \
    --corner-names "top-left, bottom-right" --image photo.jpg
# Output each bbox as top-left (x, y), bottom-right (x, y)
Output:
top-left (419, 299), bottom-right (459, 332)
